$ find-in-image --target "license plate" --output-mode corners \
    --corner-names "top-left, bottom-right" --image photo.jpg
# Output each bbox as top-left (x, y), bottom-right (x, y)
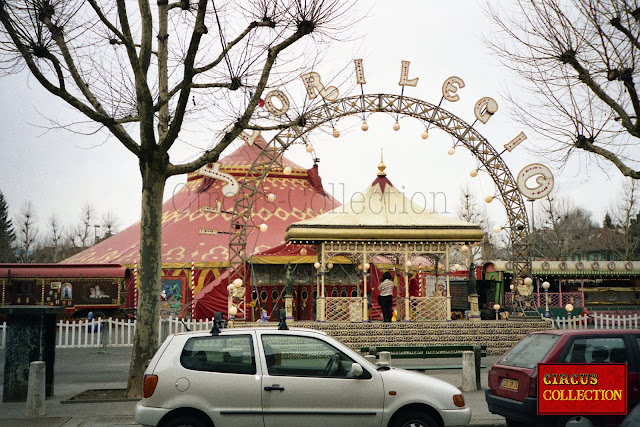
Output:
top-left (500, 378), bottom-right (518, 391)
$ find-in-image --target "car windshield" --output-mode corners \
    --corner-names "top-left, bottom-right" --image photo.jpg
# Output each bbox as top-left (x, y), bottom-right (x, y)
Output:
top-left (498, 333), bottom-right (559, 369)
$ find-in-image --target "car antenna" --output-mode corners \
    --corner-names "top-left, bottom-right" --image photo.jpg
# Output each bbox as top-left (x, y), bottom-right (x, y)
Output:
top-left (210, 312), bottom-right (225, 336)
top-left (278, 309), bottom-right (288, 330)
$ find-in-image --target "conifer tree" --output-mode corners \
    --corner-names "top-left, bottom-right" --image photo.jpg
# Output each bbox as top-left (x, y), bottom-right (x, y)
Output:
top-left (0, 190), bottom-right (16, 262)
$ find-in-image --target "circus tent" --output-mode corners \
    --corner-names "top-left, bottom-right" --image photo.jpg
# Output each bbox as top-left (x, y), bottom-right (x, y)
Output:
top-left (62, 137), bottom-right (338, 316)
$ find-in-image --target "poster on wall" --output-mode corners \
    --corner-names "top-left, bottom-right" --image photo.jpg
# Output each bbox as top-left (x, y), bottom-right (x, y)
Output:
top-left (160, 277), bottom-right (187, 318)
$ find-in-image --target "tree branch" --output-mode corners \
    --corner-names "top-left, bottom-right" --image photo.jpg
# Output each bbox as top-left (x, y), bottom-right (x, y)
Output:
top-left (575, 135), bottom-right (640, 179)
top-left (0, 3), bottom-right (139, 155)
top-left (166, 21), bottom-right (316, 175)
top-left (560, 50), bottom-right (635, 131)
top-left (137, 0), bottom-right (153, 74)
top-left (39, 14), bottom-right (141, 155)
top-left (193, 19), bottom-right (273, 75)
top-left (152, 19), bottom-right (273, 114)
top-left (87, 0), bottom-right (127, 47)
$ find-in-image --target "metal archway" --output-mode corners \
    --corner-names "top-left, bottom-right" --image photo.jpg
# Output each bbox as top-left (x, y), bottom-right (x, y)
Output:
top-left (227, 93), bottom-right (530, 306)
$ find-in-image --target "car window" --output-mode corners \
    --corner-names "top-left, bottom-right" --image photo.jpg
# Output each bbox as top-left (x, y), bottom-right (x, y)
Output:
top-left (498, 333), bottom-right (559, 369)
top-left (262, 334), bottom-right (363, 379)
top-left (181, 334), bottom-right (256, 375)
top-left (560, 337), bottom-right (627, 364)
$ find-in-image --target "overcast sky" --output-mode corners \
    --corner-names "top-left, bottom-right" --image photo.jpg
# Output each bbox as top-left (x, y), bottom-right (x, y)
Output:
top-left (0, 0), bottom-right (625, 244)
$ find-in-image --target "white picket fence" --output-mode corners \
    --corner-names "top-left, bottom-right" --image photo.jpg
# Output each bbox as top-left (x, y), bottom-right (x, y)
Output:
top-left (553, 313), bottom-right (640, 330)
top-left (2, 313), bottom-right (640, 349)
top-left (0, 316), bottom-right (216, 350)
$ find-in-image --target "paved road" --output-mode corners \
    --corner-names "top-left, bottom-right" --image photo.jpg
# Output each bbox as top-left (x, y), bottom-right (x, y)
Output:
top-left (0, 347), bottom-right (506, 426)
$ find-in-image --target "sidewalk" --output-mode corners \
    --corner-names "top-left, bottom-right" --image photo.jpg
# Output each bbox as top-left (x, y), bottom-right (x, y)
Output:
top-left (0, 348), bottom-right (506, 426)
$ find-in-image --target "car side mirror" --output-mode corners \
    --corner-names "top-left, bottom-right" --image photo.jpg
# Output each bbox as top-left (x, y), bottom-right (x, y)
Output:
top-left (350, 362), bottom-right (364, 378)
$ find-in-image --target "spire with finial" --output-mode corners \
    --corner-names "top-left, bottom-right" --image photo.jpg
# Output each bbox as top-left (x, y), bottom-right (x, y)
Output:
top-left (378, 148), bottom-right (387, 176)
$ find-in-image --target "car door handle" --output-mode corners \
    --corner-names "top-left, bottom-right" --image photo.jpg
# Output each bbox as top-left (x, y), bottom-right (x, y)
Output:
top-left (264, 384), bottom-right (285, 391)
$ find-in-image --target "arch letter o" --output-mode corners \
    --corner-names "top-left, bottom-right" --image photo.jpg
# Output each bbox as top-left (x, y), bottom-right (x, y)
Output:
top-left (264, 90), bottom-right (290, 117)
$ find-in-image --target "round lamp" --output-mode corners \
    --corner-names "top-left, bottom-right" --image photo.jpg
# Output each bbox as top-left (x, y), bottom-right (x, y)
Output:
top-left (542, 281), bottom-right (550, 291)
top-left (523, 277), bottom-right (533, 286)
top-left (229, 306), bottom-right (238, 316)
top-left (305, 144), bottom-right (314, 153)
top-left (421, 130), bottom-right (429, 140)
top-left (233, 278), bottom-right (243, 288)
top-left (493, 303), bottom-right (501, 311)
top-left (470, 169), bottom-right (478, 178)
top-left (259, 223), bottom-right (268, 232)
top-left (267, 193), bottom-right (276, 202)
top-left (332, 128), bottom-right (340, 138)
top-left (361, 121), bottom-right (369, 131)
top-left (300, 248), bottom-right (308, 256)
top-left (283, 166), bottom-right (292, 175)
top-left (448, 147), bottom-right (455, 155)
top-left (461, 245), bottom-right (469, 254)
top-left (493, 225), bottom-right (502, 233)
top-left (393, 121), bottom-right (400, 131)
top-left (485, 195), bottom-right (494, 203)
top-left (314, 262), bottom-right (321, 269)
top-left (227, 284), bottom-right (235, 292)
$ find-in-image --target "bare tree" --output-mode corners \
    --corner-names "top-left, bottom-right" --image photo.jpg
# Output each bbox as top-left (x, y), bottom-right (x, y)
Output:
top-left (15, 201), bottom-right (39, 263)
top-left (486, 0), bottom-right (640, 178)
top-left (69, 202), bottom-right (96, 248)
top-left (101, 210), bottom-right (119, 239)
top-left (0, 0), bottom-right (356, 396)
top-left (534, 196), bottom-right (597, 259)
top-left (47, 212), bottom-right (64, 262)
top-left (609, 178), bottom-right (640, 258)
top-left (456, 184), bottom-right (496, 264)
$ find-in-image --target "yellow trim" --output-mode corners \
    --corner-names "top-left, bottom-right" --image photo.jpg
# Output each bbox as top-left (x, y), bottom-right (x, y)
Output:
top-left (250, 255), bottom-right (353, 265)
top-left (285, 227), bottom-right (484, 242)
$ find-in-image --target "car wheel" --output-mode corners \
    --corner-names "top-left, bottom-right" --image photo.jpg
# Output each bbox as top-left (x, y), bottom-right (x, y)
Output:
top-left (161, 414), bottom-right (210, 427)
top-left (556, 415), bottom-right (600, 427)
top-left (391, 410), bottom-right (438, 427)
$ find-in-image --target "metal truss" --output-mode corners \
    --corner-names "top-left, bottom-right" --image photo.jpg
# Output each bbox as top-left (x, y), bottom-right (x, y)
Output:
top-left (226, 93), bottom-right (530, 305)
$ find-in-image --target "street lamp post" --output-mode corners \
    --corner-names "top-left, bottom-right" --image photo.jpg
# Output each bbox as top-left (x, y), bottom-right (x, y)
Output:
top-left (542, 281), bottom-right (551, 319)
top-left (493, 303), bottom-right (501, 321)
top-left (565, 303), bottom-right (574, 329)
top-left (509, 284), bottom-right (515, 312)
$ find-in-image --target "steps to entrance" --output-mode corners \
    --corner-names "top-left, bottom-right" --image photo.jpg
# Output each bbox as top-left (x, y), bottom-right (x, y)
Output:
top-left (241, 320), bottom-right (554, 356)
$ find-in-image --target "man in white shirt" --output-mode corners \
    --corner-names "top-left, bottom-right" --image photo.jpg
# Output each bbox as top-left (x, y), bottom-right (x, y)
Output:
top-left (378, 272), bottom-right (394, 322)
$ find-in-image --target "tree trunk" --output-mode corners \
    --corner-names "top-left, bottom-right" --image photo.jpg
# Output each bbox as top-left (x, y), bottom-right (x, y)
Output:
top-left (126, 157), bottom-right (166, 398)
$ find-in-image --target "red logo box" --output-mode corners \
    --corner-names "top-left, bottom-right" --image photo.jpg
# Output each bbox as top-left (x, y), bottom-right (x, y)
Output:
top-left (537, 363), bottom-right (627, 415)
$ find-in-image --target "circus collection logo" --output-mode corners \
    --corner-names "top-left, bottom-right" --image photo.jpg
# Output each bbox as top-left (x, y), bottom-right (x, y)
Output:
top-left (537, 363), bottom-right (627, 416)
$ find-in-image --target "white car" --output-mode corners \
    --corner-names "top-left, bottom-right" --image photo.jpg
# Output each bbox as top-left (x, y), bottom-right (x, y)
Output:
top-left (134, 324), bottom-right (471, 427)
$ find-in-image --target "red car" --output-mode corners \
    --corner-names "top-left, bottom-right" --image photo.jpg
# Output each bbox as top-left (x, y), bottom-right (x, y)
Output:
top-left (485, 329), bottom-right (640, 427)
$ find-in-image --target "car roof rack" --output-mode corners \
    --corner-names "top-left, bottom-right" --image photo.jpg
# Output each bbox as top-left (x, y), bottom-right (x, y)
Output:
top-left (210, 312), bottom-right (225, 335)
top-left (278, 309), bottom-right (288, 330)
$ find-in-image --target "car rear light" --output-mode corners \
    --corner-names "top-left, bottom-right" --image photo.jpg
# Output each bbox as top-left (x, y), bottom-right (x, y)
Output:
top-left (453, 394), bottom-right (465, 408)
top-left (528, 372), bottom-right (537, 398)
top-left (143, 374), bottom-right (159, 398)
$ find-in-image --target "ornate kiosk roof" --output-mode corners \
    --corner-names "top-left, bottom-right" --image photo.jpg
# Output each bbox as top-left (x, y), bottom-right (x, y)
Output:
top-left (285, 161), bottom-right (484, 243)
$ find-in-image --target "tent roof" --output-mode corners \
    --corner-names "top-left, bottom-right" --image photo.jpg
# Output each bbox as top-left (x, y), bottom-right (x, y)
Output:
top-left (62, 138), bottom-right (339, 266)
top-left (285, 163), bottom-right (484, 243)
